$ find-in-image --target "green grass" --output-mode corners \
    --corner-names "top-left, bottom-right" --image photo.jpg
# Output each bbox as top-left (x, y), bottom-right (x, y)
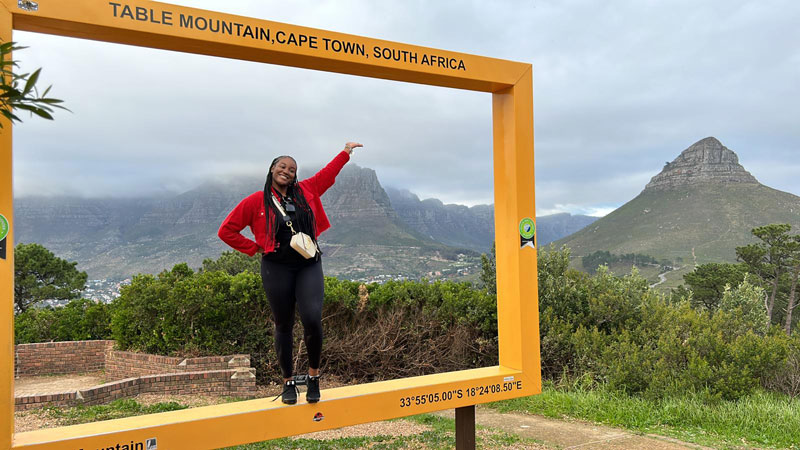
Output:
top-left (225, 414), bottom-right (536, 449)
top-left (39, 398), bottom-right (187, 425)
top-left (489, 386), bottom-right (800, 449)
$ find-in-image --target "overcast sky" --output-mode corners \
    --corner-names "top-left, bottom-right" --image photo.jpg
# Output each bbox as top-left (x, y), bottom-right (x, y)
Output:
top-left (11, 0), bottom-right (800, 217)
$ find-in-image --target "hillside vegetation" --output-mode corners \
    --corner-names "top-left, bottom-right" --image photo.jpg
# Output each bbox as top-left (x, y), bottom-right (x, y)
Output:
top-left (559, 184), bottom-right (800, 264)
top-left (16, 246), bottom-right (799, 402)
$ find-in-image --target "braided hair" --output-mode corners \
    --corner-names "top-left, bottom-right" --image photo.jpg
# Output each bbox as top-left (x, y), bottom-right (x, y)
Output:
top-left (263, 156), bottom-right (316, 247)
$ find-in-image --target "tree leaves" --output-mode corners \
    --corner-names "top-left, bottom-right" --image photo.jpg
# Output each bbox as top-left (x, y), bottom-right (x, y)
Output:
top-left (14, 243), bottom-right (88, 314)
top-left (0, 41), bottom-right (68, 129)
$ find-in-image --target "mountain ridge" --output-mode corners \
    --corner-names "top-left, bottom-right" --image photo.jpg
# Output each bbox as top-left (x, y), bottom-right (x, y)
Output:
top-left (557, 137), bottom-right (800, 267)
top-left (645, 137), bottom-right (759, 191)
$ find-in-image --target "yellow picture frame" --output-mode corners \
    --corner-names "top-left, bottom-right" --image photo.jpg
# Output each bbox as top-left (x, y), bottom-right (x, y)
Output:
top-left (0, 1), bottom-right (540, 448)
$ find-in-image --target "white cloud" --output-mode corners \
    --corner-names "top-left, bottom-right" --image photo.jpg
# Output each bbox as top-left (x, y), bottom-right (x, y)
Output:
top-left (9, 0), bottom-right (800, 211)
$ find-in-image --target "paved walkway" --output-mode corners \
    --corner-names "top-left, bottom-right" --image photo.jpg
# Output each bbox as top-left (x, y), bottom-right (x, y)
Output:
top-left (14, 373), bottom-right (105, 396)
top-left (436, 407), bottom-right (713, 449)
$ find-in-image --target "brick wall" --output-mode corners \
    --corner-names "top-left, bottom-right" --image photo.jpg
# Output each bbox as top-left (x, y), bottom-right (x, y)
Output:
top-left (14, 340), bottom-right (114, 377)
top-left (105, 351), bottom-right (250, 380)
top-left (13, 340), bottom-right (257, 411)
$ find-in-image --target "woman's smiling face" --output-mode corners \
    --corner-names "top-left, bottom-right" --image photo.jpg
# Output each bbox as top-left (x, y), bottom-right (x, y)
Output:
top-left (271, 157), bottom-right (297, 188)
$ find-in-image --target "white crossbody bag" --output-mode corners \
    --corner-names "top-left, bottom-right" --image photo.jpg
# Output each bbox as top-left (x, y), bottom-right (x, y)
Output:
top-left (271, 195), bottom-right (318, 259)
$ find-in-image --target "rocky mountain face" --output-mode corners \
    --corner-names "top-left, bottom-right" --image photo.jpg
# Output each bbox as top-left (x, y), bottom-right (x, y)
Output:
top-left (645, 137), bottom-right (759, 191)
top-left (320, 165), bottom-right (397, 220)
top-left (313, 165), bottom-right (432, 247)
top-left (15, 163), bottom-right (595, 280)
top-left (534, 213), bottom-right (598, 247)
top-left (557, 137), bottom-right (800, 266)
top-left (385, 187), bottom-right (596, 252)
top-left (385, 187), bottom-right (494, 252)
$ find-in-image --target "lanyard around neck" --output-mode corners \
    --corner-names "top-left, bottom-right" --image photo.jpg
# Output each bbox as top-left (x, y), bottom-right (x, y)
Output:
top-left (271, 186), bottom-right (288, 200)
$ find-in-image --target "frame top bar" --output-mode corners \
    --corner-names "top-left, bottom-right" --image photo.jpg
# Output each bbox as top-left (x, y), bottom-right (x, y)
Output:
top-left (3, 0), bottom-right (530, 92)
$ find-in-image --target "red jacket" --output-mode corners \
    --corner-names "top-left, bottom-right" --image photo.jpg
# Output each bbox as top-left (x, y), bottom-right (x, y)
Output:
top-left (218, 151), bottom-right (350, 256)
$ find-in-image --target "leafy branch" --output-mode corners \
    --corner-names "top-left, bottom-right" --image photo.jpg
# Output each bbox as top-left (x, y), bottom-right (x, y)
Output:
top-left (0, 41), bottom-right (68, 128)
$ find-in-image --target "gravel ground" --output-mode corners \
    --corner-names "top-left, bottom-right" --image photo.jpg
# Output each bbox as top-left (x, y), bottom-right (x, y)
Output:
top-left (294, 421), bottom-right (432, 441)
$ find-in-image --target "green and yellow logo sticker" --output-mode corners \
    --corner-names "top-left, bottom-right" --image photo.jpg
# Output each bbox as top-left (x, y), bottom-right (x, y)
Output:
top-left (0, 214), bottom-right (8, 241)
top-left (519, 217), bottom-right (536, 249)
top-left (519, 218), bottom-right (535, 239)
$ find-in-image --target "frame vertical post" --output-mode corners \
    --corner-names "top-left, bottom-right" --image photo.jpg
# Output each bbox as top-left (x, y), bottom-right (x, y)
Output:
top-left (492, 67), bottom-right (540, 376)
top-left (0, 3), bottom-right (15, 448)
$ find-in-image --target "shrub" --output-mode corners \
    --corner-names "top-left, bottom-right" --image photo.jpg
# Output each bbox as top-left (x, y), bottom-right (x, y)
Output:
top-left (718, 275), bottom-right (770, 335)
top-left (537, 247), bottom-right (656, 380)
top-left (112, 264), bottom-right (271, 353)
top-left (199, 250), bottom-right (259, 275)
top-left (15, 298), bottom-right (112, 344)
top-left (537, 246), bottom-right (790, 401)
top-left (765, 334), bottom-right (800, 398)
top-left (110, 262), bottom-right (498, 384)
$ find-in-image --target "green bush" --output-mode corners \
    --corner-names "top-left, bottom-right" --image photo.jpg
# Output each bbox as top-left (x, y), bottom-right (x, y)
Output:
top-left (200, 250), bottom-right (260, 275)
top-left (537, 246), bottom-right (790, 401)
top-left (718, 275), bottom-right (770, 335)
top-left (537, 247), bottom-right (655, 379)
top-left (15, 298), bottom-right (112, 344)
top-left (765, 333), bottom-right (800, 398)
top-left (366, 279), bottom-right (497, 335)
top-left (582, 298), bottom-right (788, 401)
top-left (112, 263), bottom-right (271, 354)
top-left (110, 262), bottom-right (498, 384)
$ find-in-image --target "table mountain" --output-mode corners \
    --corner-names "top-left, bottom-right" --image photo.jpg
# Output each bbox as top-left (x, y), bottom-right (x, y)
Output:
top-left (385, 187), bottom-right (595, 253)
top-left (14, 163), bottom-right (596, 280)
top-left (556, 137), bottom-right (800, 265)
top-left (385, 187), bottom-right (494, 252)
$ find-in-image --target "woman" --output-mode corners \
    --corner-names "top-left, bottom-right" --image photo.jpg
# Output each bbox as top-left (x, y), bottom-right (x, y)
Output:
top-left (218, 141), bottom-right (363, 404)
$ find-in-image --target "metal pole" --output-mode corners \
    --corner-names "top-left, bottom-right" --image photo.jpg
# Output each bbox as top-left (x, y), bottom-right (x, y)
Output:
top-left (455, 405), bottom-right (476, 450)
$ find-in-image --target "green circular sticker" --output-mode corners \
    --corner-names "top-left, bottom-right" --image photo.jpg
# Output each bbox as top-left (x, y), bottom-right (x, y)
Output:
top-left (0, 214), bottom-right (8, 241)
top-left (519, 218), bottom-right (535, 239)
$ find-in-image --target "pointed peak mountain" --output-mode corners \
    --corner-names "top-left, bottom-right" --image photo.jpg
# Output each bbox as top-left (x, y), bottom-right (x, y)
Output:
top-left (644, 137), bottom-right (759, 191)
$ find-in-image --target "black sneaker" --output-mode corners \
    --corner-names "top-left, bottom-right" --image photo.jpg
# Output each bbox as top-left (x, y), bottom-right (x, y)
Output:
top-left (306, 375), bottom-right (320, 403)
top-left (281, 379), bottom-right (297, 405)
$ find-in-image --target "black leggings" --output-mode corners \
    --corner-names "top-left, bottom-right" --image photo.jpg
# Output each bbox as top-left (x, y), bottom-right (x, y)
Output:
top-left (260, 258), bottom-right (324, 379)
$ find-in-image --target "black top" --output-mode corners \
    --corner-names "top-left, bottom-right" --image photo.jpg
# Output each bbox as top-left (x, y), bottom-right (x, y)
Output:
top-left (263, 194), bottom-right (318, 266)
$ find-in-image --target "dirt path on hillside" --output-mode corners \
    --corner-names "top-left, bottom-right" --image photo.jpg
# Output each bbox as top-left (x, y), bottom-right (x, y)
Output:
top-left (437, 408), bottom-right (713, 449)
top-left (650, 271), bottom-right (669, 288)
top-left (649, 265), bottom-right (684, 289)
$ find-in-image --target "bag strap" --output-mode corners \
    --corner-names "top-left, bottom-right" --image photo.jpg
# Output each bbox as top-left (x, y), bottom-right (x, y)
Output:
top-left (270, 194), bottom-right (297, 235)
